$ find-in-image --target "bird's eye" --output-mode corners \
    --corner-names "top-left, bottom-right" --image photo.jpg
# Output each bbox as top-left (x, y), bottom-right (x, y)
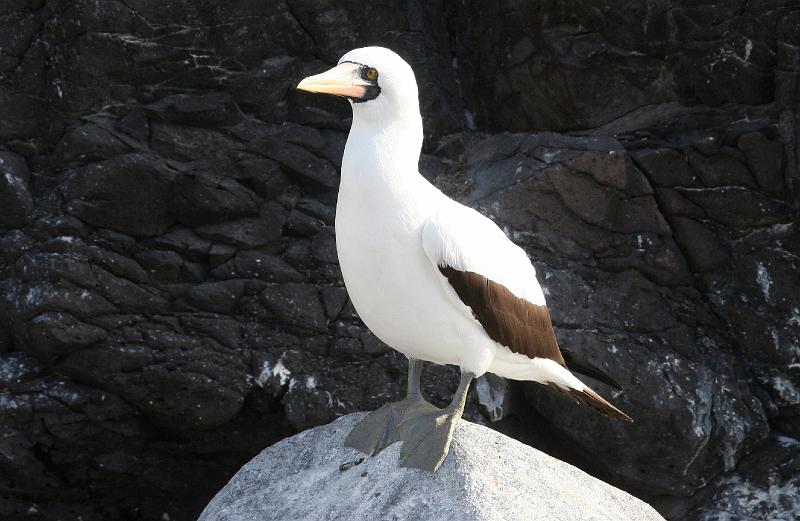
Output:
top-left (365, 68), bottom-right (378, 80)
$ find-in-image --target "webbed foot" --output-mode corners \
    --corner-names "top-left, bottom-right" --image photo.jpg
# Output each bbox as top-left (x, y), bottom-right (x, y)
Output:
top-left (345, 396), bottom-right (437, 456)
top-left (397, 406), bottom-right (461, 472)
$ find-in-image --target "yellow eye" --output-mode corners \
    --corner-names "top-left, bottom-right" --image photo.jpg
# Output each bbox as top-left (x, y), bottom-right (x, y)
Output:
top-left (366, 68), bottom-right (378, 80)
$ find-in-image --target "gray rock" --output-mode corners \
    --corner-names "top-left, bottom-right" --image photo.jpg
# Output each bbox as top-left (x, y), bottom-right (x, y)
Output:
top-left (200, 413), bottom-right (666, 521)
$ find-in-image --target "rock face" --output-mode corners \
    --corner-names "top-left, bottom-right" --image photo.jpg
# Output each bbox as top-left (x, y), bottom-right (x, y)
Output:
top-left (199, 413), bottom-right (666, 521)
top-left (0, 1), bottom-right (798, 521)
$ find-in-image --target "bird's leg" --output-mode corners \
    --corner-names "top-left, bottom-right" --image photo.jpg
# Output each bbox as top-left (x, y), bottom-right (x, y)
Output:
top-left (397, 369), bottom-right (474, 472)
top-left (344, 358), bottom-right (436, 456)
top-left (407, 357), bottom-right (423, 397)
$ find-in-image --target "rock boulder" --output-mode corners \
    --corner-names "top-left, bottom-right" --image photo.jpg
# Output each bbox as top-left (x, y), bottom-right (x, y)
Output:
top-left (199, 413), bottom-right (666, 521)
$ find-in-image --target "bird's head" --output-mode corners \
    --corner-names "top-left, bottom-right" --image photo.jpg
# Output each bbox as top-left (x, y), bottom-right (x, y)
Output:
top-left (297, 46), bottom-right (419, 122)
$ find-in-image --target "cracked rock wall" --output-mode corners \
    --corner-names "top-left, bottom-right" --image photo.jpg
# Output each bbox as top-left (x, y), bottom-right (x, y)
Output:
top-left (1, 1), bottom-right (798, 520)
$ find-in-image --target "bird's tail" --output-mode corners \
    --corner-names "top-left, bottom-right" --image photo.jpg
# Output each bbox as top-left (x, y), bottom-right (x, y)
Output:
top-left (560, 348), bottom-right (622, 390)
top-left (547, 383), bottom-right (633, 422)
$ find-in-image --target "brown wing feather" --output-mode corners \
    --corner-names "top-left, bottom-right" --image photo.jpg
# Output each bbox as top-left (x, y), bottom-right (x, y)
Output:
top-left (439, 266), bottom-right (565, 365)
top-left (440, 266), bottom-right (633, 423)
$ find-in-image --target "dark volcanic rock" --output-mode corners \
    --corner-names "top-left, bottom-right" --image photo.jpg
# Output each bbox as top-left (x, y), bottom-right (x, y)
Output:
top-left (0, 1), bottom-right (798, 521)
top-left (66, 154), bottom-right (176, 237)
top-left (171, 171), bottom-right (261, 226)
top-left (0, 150), bottom-right (35, 230)
top-left (51, 122), bottom-right (132, 167)
top-left (146, 93), bottom-right (246, 127)
top-left (445, 1), bottom-right (783, 132)
top-left (260, 283), bottom-right (327, 333)
top-left (27, 311), bottom-right (108, 362)
top-left (210, 250), bottom-right (303, 282)
top-left (449, 132), bottom-right (770, 498)
top-left (681, 436), bottom-right (800, 521)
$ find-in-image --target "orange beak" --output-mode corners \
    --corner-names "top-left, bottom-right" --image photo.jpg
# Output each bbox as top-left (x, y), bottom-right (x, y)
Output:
top-left (296, 62), bottom-right (370, 98)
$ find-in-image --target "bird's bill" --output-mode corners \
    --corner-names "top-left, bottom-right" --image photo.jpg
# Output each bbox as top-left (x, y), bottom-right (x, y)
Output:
top-left (296, 62), bottom-right (369, 98)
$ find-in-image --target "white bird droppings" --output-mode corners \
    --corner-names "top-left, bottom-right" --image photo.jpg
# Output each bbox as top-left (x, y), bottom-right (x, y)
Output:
top-left (755, 262), bottom-right (772, 302)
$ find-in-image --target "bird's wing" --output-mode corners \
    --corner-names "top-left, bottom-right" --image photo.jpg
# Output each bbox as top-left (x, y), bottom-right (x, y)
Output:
top-left (422, 204), bottom-right (632, 422)
top-left (421, 204), bottom-right (564, 366)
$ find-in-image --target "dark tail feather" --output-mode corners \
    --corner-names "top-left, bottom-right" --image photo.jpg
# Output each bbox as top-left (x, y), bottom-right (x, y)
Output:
top-left (561, 349), bottom-right (623, 391)
top-left (548, 383), bottom-right (633, 422)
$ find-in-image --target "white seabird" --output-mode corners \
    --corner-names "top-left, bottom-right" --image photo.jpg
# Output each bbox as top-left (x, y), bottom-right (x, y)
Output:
top-left (297, 46), bottom-right (632, 472)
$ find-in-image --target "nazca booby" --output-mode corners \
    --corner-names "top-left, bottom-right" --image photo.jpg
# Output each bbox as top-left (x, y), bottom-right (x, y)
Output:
top-left (297, 46), bottom-right (632, 472)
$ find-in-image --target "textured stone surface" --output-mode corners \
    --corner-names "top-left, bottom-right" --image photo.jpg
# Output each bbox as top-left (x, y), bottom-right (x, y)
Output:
top-left (0, 151), bottom-right (34, 230)
top-left (199, 413), bottom-right (666, 521)
top-left (0, 1), bottom-right (798, 521)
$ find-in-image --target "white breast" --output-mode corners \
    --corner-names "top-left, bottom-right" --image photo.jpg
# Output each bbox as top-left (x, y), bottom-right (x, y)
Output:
top-left (334, 136), bottom-right (484, 365)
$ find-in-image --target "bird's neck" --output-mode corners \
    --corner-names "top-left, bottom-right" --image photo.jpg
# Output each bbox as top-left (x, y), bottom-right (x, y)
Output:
top-left (342, 106), bottom-right (424, 189)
